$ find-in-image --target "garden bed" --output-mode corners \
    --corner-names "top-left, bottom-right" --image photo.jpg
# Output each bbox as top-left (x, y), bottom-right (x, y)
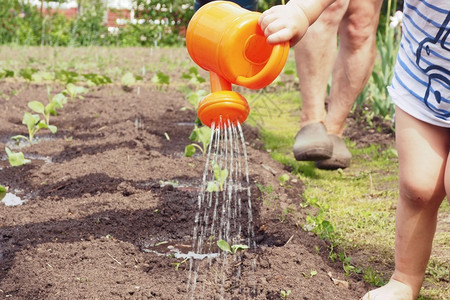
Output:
top-left (0, 80), bottom-right (372, 299)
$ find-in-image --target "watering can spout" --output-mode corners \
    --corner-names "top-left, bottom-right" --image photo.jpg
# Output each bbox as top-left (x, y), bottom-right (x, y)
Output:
top-left (186, 1), bottom-right (289, 128)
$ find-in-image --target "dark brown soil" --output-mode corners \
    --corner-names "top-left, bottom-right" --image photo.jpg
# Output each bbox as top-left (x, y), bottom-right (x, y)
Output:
top-left (0, 75), bottom-right (392, 299)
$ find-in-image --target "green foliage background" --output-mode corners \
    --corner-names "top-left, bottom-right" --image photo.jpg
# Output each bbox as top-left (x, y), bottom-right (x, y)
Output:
top-left (0, 0), bottom-right (403, 47)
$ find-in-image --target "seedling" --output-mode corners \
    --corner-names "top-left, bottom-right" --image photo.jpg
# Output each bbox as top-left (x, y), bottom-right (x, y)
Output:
top-left (63, 83), bottom-right (88, 100)
top-left (182, 67), bottom-right (206, 85)
top-left (184, 125), bottom-right (211, 157)
top-left (5, 147), bottom-right (31, 166)
top-left (12, 89), bottom-right (67, 143)
top-left (206, 162), bottom-right (228, 192)
top-left (82, 73), bottom-right (112, 86)
top-left (280, 289), bottom-right (291, 300)
top-left (19, 67), bottom-right (38, 82)
top-left (121, 72), bottom-right (142, 91)
top-left (0, 69), bottom-right (14, 79)
top-left (151, 71), bottom-right (170, 89)
top-left (302, 269), bottom-right (318, 278)
top-left (0, 185), bottom-right (7, 201)
top-left (171, 257), bottom-right (188, 271)
top-left (278, 173), bottom-right (290, 186)
top-left (216, 239), bottom-right (249, 255)
top-left (184, 89), bottom-right (207, 110)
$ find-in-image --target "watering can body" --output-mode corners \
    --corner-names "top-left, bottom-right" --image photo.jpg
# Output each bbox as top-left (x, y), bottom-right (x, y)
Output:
top-left (186, 1), bottom-right (289, 90)
top-left (186, 1), bottom-right (289, 128)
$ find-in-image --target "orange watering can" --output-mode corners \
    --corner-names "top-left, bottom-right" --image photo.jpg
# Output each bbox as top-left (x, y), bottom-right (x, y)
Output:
top-left (186, 1), bottom-right (289, 128)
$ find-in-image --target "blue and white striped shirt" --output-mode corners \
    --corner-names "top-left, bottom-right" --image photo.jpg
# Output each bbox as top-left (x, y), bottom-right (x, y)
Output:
top-left (389, 0), bottom-right (450, 127)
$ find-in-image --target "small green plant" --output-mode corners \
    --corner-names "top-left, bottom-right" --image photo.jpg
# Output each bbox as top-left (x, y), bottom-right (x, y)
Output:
top-left (5, 147), bottom-right (30, 166)
top-left (55, 70), bottom-right (79, 84)
top-left (63, 83), bottom-right (88, 100)
top-left (12, 91), bottom-right (67, 143)
top-left (82, 73), bottom-right (112, 86)
top-left (302, 269), bottom-right (318, 278)
top-left (206, 162), bottom-right (229, 192)
top-left (182, 67), bottom-right (206, 85)
top-left (171, 257), bottom-right (188, 270)
top-left (0, 69), bottom-right (14, 79)
top-left (184, 125), bottom-right (212, 157)
top-left (151, 71), bottom-right (170, 89)
top-left (216, 239), bottom-right (249, 255)
top-left (184, 89), bottom-right (207, 111)
top-left (340, 252), bottom-right (362, 278)
top-left (280, 289), bottom-right (291, 300)
top-left (0, 185), bottom-right (7, 201)
top-left (278, 173), bottom-right (290, 186)
top-left (121, 72), bottom-right (142, 91)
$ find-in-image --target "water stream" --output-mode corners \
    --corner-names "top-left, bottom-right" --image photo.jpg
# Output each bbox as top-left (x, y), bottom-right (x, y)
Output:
top-left (187, 120), bottom-right (255, 299)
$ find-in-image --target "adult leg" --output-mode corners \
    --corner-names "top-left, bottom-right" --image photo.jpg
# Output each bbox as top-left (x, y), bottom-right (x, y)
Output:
top-left (315, 0), bottom-right (383, 169)
top-left (292, 0), bottom-right (349, 161)
top-left (325, 0), bottom-right (383, 136)
top-left (362, 107), bottom-right (449, 299)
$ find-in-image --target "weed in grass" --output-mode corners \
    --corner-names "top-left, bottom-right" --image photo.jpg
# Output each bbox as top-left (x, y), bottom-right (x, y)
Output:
top-left (256, 183), bottom-right (278, 209)
top-left (363, 267), bottom-right (387, 287)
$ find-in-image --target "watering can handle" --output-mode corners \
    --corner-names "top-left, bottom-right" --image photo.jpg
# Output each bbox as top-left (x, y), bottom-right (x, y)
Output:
top-left (235, 41), bottom-right (289, 89)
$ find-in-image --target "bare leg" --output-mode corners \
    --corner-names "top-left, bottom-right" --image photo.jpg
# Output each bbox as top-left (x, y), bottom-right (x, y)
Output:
top-left (325, 0), bottom-right (383, 136)
top-left (294, 0), bottom-right (349, 127)
top-left (362, 107), bottom-right (449, 299)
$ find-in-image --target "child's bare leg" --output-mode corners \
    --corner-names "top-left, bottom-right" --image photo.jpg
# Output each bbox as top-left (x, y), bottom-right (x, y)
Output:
top-left (362, 107), bottom-right (449, 299)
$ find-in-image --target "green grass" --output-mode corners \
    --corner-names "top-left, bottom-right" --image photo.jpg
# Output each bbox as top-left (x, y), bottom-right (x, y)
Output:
top-left (244, 85), bottom-right (450, 299)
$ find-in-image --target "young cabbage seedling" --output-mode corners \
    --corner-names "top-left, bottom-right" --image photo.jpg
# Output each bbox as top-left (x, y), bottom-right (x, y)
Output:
top-left (171, 257), bottom-right (188, 271)
top-left (5, 147), bottom-right (31, 166)
top-left (63, 83), bottom-right (88, 100)
top-left (151, 71), bottom-right (170, 90)
top-left (0, 185), bottom-right (7, 201)
top-left (216, 239), bottom-right (249, 255)
top-left (12, 92), bottom-right (67, 143)
top-left (280, 289), bottom-right (291, 300)
top-left (184, 125), bottom-right (211, 157)
top-left (206, 162), bottom-right (228, 192)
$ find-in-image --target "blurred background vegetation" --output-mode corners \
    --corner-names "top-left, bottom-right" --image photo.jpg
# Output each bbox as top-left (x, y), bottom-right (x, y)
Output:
top-left (1, 0), bottom-right (404, 47)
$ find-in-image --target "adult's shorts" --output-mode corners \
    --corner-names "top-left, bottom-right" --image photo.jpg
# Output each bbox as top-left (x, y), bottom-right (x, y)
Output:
top-left (194, 0), bottom-right (258, 11)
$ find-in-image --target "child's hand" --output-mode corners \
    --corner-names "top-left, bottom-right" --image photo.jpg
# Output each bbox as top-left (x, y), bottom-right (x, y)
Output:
top-left (258, 3), bottom-right (309, 46)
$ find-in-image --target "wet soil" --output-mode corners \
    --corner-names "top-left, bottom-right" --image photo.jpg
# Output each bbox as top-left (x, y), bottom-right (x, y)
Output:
top-left (0, 75), bottom-right (393, 298)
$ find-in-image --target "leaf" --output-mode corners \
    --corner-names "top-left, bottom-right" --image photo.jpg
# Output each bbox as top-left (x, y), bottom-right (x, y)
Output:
top-left (52, 93), bottom-right (68, 109)
top-left (279, 173), bottom-right (290, 185)
top-left (151, 72), bottom-right (170, 85)
top-left (184, 144), bottom-right (196, 157)
top-left (0, 184), bottom-right (6, 201)
top-left (121, 72), bottom-right (136, 87)
top-left (5, 147), bottom-right (31, 167)
top-left (206, 181), bottom-right (219, 192)
top-left (212, 162), bottom-right (228, 190)
top-left (231, 244), bottom-right (249, 254)
top-left (217, 239), bottom-right (231, 253)
top-left (28, 101), bottom-right (45, 114)
top-left (22, 112), bottom-right (40, 130)
top-left (48, 125), bottom-right (58, 134)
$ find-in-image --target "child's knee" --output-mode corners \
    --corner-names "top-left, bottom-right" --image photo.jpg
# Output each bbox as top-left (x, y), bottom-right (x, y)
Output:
top-left (399, 177), bottom-right (445, 208)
